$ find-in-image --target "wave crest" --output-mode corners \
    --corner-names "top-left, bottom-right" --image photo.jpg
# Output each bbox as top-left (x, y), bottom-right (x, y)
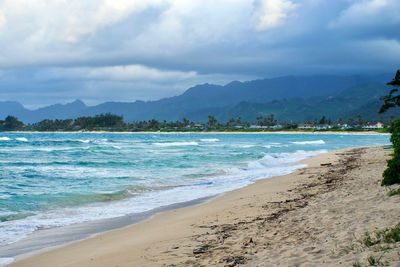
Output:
top-left (153, 142), bottom-right (199, 147)
top-left (200, 138), bottom-right (220, 142)
top-left (291, 140), bottom-right (325, 145)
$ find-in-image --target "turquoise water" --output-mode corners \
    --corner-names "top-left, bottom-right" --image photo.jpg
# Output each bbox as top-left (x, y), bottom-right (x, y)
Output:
top-left (0, 132), bottom-right (390, 245)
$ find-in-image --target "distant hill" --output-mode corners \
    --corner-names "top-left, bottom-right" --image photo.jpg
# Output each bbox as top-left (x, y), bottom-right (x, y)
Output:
top-left (0, 101), bottom-right (27, 119)
top-left (0, 100), bottom-right (88, 123)
top-left (204, 83), bottom-right (400, 122)
top-left (0, 74), bottom-right (396, 123)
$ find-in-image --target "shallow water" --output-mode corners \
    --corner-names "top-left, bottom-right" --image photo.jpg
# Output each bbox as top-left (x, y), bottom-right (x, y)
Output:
top-left (0, 132), bottom-right (390, 246)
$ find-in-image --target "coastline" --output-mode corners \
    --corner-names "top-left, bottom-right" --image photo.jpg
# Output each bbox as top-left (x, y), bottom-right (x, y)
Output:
top-left (8, 145), bottom-right (399, 266)
top-left (0, 196), bottom-right (217, 262)
top-left (5, 130), bottom-right (390, 135)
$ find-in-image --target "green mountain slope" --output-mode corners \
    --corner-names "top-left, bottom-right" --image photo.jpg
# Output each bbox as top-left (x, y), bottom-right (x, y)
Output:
top-left (0, 75), bottom-right (396, 123)
top-left (191, 82), bottom-right (400, 123)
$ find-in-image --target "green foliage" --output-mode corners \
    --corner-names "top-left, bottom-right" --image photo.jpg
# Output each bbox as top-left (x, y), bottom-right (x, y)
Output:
top-left (359, 223), bottom-right (400, 247)
top-left (382, 118), bottom-right (400, 185)
top-left (361, 232), bottom-right (378, 247)
top-left (207, 115), bottom-right (218, 128)
top-left (380, 70), bottom-right (400, 113)
top-left (375, 128), bottom-right (391, 133)
top-left (344, 223), bottom-right (400, 267)
top-left (387, 187), bottom-right (400, 196)
top-left (0, 113), bottom-right (387, 133)
top-left (33, 119), bottom-right (73, 131)
top-left (74, 113), bottom-right (124, 129)
top-left (353, 255), bottom-right (387, 267)
top-left (367, 256), bottom-right (376, 266)
top-left (319, 115), bottom-right (327, 125)
top-left (0, 115), bottom-right (24, 131)
top-left (380, 71), bottom-right (400, 186)
top-left (216, 82), bottom-right (398, 123)
top-left (256, 114), bottom-right (277, 126)
top-left (379, 223), bottom-right (400, 243)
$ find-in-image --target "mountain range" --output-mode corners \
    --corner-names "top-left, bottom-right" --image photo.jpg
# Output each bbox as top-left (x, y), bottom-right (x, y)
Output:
top-left (1, 74), bottom-right (399, 123)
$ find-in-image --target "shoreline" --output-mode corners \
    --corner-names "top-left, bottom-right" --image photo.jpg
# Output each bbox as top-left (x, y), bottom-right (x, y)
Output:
top-left (0, 196), bottom-right (217, 262)
top-left (3, 131), bottom-right (390, 135)
top-left (1, 146), bottom-right (330, 263)
top-left (8, 145), bottom-right (398, 266)
top-left (0, 144), bottom-right (315, 261)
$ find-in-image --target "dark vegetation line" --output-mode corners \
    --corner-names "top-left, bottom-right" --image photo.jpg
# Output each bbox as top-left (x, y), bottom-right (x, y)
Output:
top-left (380, 70), bottom-right (400, 185)
top-left (0, 113), bottom-right (390, 132)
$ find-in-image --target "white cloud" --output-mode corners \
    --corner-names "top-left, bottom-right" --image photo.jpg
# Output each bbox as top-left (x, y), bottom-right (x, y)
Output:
top-left (128, 0), bottom-right (251, 57)
top-left (330, 0), bottom-right (400, 28)
top-left (0, 0), bottom-right (399, 108)
top-left (32, 63), bottom-right (256, 86)
top-left (34, 64), bottom-right (198, 83)
top-left (0, 0), bottom-right (166, 44)
top-left (0, 0), bottom-right (253, 67)
top-left (87, 65), bottom-right (198, 82)
top-left (252, 0), bottom-right (298, 31)
top-left (351, 39), bottom-right (400, 63)
top-left (61, 0), bottom-right (167, 43)
top-left (0, 10), bottom-right (6, 30)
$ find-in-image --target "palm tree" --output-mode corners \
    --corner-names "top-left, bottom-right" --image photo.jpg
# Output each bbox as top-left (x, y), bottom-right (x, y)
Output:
top-left (380, 70), bottom-right (400, 113)
top-left (226, 117), bottom-right (236, 128)
top-left (347, 118), bottom-right (354, 125)
top-left (207, 115), bottom-right (217, 128)
top-left (256, 116), bottom-right (264, 126)
top-left (268, 114), bottom-right (276, 125)
top-left (357, 115), bottom-right (363, 126)
top-left (183, 118), bottom-right (189, 127)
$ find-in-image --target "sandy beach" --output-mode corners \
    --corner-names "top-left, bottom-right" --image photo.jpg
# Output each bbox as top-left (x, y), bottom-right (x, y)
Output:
top-left (8, 146), bottom-right (400, 267)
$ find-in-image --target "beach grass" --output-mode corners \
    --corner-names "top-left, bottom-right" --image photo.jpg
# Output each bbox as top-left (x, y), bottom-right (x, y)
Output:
top-left (346, 223), bottom-right (400, 266)
top-left (387, 187), bottom-right (400, 196)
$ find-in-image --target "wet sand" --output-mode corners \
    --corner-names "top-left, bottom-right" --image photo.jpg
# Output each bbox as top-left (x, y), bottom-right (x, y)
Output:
top-left (9, 146), bottom-right (400, 266)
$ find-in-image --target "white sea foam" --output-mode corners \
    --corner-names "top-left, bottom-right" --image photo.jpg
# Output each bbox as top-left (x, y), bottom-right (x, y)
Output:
top-left (236, 144), bottom-right (256, 148)
top-left (260, 150), bottom-right (327, 166)
top-left (93, 138), bottom-right (108, 145)
top-left (200, 138), bottom-right (220, 142)
top-left (0, 133), bottom-right (389, 248)
top-left (0, 257), bottom-right (14, 266)
top-left (264, 143), bottom-right (288, 148)
top-left (0, 137), bottom-right (11, 141)
top-left (15, 137), bottom-right (28, 142)
top-left (236, 143), bottom-right (288, 149)
top-left (153, 142), bottom-right (199, 147)
top-left (0, 148), bottom-right (328, 247)
top-left (291, 140), bottom-right (325, 145)
top-left (2, 146), bottom-right (78, 152)
top-left (78, 139), bottom-right (90, 143)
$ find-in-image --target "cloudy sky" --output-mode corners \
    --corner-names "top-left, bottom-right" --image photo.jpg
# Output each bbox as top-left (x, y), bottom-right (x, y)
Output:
top-left (0, 0), bottom-right (399, 108)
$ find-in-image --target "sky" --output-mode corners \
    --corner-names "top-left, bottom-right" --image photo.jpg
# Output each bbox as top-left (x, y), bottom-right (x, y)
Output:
top-left (0, 0), bottom-right (399, 108)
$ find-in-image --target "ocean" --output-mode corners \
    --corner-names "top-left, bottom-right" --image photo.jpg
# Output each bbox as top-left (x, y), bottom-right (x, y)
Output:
top-left (0, 132), bottom-right (390, 248)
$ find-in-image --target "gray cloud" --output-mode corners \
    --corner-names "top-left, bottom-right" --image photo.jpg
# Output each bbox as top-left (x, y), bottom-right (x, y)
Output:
top-left (0, 0), bottom-right (399, 108)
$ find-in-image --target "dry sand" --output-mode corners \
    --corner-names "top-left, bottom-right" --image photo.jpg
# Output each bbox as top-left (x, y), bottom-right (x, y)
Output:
top-left (9, 146), bottom-right (400, 267)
